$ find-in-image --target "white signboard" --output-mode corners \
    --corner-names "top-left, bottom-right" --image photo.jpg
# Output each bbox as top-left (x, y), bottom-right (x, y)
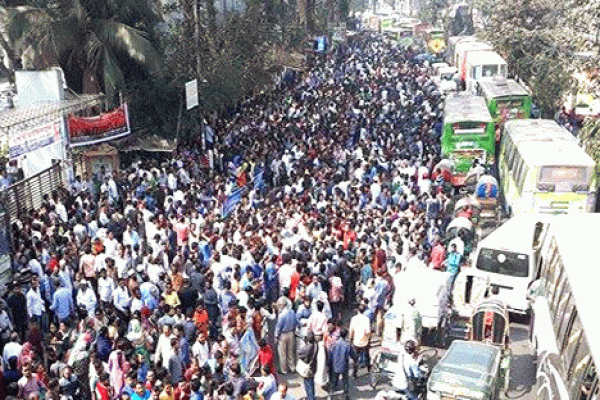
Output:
top-left (9, 117), bottom-right (62, 159)
top-left (186, 79), bottom-right (199, 110)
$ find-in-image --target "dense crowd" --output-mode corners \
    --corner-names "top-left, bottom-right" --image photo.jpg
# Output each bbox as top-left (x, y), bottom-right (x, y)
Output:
top-left (0, 33), bottom-right (461, 400)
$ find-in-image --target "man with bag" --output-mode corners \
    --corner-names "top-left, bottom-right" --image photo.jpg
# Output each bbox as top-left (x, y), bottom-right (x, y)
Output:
top-left (297, 332), bottom-right (318, 400)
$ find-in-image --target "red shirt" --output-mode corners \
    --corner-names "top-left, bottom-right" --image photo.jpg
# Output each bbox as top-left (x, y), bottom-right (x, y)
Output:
top-left (289, 271), bottom-right (301, 300)
top-left (258, 345), bottom-right (275, 373)
top-left (343, 230), bottom-right (357, 250)
top-left (430, 244), bottom-right (446, 270)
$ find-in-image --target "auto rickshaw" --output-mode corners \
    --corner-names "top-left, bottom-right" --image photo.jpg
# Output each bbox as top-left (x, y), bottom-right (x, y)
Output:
top-left (474, 175), bottom-right (501, 226)
top-left (428, 299), bottom-right (511, 399)
top-left (440, 271), bottom-right (489, 348)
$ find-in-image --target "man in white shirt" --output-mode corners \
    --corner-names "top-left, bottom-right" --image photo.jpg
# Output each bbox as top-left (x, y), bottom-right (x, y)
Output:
top-left (97, 269), bottom-right (115, 309)
top-left (112, 278), bottom-right (131, 315)
top-left (306, 300), bottom-right (328, 338)
top-left (103, 231), bottom-right (119, 259)
top-left (349, 303), bottom-right (372, 377)
top-left (26, 276), bottom-right (45, 328)
top-left (154, 324), bottom-right (174, 369)
top-left (191, 331), bottom-right (210, 367)
top-left (76, 280), bottom-right (97, 317)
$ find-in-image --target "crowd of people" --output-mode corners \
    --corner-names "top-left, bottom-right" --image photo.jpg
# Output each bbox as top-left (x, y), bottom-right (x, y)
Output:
top-left (0, 33), bottom-right (463, 400)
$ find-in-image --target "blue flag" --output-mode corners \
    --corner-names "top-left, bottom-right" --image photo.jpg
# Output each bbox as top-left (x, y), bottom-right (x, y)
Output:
top-left (254, 168), bottom-right (265, 191)
top-left (222, 187), bottom-right (244, 218)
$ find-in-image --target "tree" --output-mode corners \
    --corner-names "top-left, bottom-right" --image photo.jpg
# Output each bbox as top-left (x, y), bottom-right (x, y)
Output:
top-left (2, 0), bottom-right (163, 104)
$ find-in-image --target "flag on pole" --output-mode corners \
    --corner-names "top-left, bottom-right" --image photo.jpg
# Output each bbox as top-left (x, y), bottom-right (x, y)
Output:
top-left (221, 187), bottom-right (244, 219)
top-left (253, 167), bottom-right (265, 191)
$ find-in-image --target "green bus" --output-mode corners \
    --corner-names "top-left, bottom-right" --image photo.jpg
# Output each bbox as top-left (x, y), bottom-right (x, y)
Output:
top-left (476, 79), bottom-right (532, 123)
top-left (443, 94), bottom-right (495, 179)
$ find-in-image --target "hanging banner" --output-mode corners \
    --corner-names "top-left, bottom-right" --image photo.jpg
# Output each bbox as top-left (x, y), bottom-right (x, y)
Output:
top-left (68, 103), bottom-right (131, 147)
top-left (9, 116), bottom-right (62, 159)
top-left (186, 79), bottom-right (199, 110)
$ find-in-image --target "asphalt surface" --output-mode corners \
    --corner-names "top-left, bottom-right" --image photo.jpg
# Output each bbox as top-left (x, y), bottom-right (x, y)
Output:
top-left (282, 320), bottom-right (538, 400)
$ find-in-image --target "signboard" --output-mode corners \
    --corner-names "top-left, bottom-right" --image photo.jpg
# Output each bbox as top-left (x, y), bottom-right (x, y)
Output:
top-left (9, 116), bottom-right (62, 159)
top-left (68, 103), bottom-right (131, 147)
top-left (186, 79), bottom-right (199, 110)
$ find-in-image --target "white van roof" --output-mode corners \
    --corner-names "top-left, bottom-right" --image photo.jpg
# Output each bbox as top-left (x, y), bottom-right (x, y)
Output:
top-left (476, 214), bottom-right (551, 254)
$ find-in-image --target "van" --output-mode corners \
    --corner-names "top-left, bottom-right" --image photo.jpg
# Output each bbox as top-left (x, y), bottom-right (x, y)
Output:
top-left (469, 215), bottom-right (549, 316)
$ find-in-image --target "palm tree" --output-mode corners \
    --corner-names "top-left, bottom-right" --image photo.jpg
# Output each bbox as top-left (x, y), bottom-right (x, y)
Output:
top-left (2, 0), bottom-right (163, 102)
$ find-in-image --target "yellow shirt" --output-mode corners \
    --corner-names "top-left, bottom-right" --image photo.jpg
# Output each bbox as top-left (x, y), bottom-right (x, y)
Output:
top-left (164, 292), bottom-right (181, 308)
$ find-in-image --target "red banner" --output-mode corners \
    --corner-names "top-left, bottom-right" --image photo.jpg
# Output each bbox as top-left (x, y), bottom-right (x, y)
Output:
top-left (68, 104), bottom-right (131, 147)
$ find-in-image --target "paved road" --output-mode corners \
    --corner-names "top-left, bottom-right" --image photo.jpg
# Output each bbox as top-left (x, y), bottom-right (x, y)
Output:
top-left (282, 322), bottom-right (538, 400)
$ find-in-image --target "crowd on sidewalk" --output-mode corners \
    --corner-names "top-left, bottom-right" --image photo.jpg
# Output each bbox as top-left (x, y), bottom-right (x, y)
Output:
top-left (0, 33), bottom-right (462, 400)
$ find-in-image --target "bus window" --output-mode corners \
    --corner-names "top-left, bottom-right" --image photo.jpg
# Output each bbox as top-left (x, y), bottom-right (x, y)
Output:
top-left (482, 64), bottom-right (498, 77)
top-left (552, 282), bottom-right (571, 336)
top-left (549, 265), bottom-right (564, 315)
top-left (517, 166), bottom-right (529, 192)
top-left (564, 310), bottom-right (583, 371)
top-left (533, 222), bottom-right (544, 248)
top-left (558, 301), bottom-right (576, 353)
top-left (578, 363), bottom-right (598, 400)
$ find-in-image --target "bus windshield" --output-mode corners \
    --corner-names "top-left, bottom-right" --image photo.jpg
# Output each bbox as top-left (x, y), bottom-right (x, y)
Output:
top-left (453, 121), bottom-right (487, 135)
top-left (476, 248), bottom-right (529, 278)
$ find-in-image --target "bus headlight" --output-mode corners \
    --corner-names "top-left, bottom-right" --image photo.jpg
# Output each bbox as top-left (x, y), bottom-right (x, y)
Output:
top-left (537, 183), bottom-right (555, 192)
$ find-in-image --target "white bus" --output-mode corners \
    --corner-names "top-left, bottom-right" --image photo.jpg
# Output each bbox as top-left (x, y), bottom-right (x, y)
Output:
top-left (470, 214), bottom-right (548, 316)
top-left (499, 119), bottom-right (597, 215)
top-left (528, 214), bottom-right (600, 400)
top-left (465, 50), bottom-right (508, 94)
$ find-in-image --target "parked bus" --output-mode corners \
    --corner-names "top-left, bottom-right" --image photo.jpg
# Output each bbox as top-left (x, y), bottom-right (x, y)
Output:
top-left (454, 39), bottom-right (491, 83)
top-left (528, 214), bottom-right (600, 400)
top-left (470, 214), bottom-right (548, 316)
top-left (465, 50), bottom-right (508, 94)
top-left (442, 93), bottom-right (495, 183)
top-left (476, 79), bottom-right (532, 122)
top-left (499, 119), bottom-right (596, 215)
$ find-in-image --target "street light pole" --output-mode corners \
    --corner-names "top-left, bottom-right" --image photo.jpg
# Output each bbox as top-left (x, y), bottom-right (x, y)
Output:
top-left (195, 0), bottom-right (203, 81)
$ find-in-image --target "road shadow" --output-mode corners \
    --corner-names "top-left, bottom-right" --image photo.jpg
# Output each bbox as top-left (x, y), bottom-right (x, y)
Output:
top-left (506, 352), bottom-right (537, 398)
top-left (509, 324), bottom-right (530, 344)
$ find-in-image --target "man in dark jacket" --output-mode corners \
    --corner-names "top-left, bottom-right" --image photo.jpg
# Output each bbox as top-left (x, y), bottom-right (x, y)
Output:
top-left (95, 327), bottom-right (112, 362)
top-left (298, 332), bottom-right (318, 400)
top-left (329, 327), bottom-right (356, 400)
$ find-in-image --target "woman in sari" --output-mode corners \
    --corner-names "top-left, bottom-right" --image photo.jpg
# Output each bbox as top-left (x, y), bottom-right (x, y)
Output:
top-left (237, 316), bottom-right (259, 376)
top-left (107, 340), bottom-right (130, 398)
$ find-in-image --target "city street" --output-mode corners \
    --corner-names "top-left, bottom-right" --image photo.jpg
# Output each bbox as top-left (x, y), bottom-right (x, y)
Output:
top-left (285, 322), bottom-right (538, 400)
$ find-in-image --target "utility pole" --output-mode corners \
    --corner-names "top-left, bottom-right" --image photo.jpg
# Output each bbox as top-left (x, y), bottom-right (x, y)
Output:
top-left (195, 0), bottom-right (203, 81)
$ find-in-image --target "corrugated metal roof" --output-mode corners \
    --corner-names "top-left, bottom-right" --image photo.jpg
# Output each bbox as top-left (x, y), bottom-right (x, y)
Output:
top-left (0, 94), bottom-right (103, 130)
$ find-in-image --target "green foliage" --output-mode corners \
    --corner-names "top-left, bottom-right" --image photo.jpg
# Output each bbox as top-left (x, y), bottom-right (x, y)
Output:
top-left (474, 0), bottom-right (600, 118)
top-left (579, 119), bottom-right (600, 187)
top-left (2, 0), bottom-right (163, 104)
